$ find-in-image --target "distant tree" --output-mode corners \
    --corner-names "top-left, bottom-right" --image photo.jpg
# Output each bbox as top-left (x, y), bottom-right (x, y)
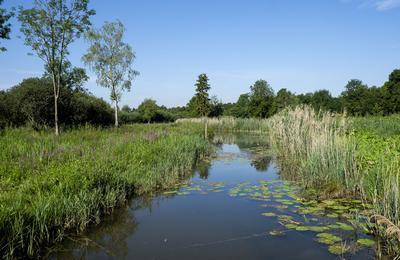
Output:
top-left (138, 99), bottom-right (158, 123)
top-left (65, 66), bottom-right (89, 92)
top-left (19, 0), bottom-right (95, 135)
top-left (186, 96), bottom-right (198, 117)
top-left (121, 105), bottom-right (131, 113)
top-left (209, 95), bottom-right (223, 117)
top-left (382, 69), bottom-right (400, 115)
top-left (297, 93), bottom-right (313, 106)
top-left (368, 86), bottom-right (384, 115)
top-left (232, 93), bottom-right (250, 118)
top-left (221, 102), bottom-right (236, 116)
top-left (43, 62), bottom-right (89, 92)
top-left (83, 20), bottom-right (138, 127)
top-left (274, 88), bottom-right (297, 113)
top-left (193, 73), bottom-right (211, 117)
top-left (249, 80), bottom-right (274, 118)
top-left (341, 80), bottom-right (370, 115)
top-left (0, 0), bottom-right (13, 52)
top-left (310, 89), bottom-right (338, 112)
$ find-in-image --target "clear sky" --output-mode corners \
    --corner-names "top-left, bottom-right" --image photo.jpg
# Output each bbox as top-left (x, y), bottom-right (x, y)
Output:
top-left (0, 0), bottom-right (399, 108)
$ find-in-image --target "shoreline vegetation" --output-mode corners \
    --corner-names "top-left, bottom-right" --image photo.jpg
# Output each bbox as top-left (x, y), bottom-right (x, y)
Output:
top-left (180, 107), bottom-right (400, 257)
top-left (0, 124), bottom-right (213, 258)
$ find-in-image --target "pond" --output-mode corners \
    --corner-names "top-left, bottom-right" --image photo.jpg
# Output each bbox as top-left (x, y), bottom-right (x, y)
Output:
top-left (50, 134), bottom-right (376, 259)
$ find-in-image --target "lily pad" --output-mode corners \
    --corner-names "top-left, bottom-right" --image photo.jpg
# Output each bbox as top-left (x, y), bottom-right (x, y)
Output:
top-left (284, 224), bottom-right (297, 229)
top-left (315, 233), bottom-right (342, 245)
top-left (262, 212), bottom-right (277, 217)
top-left (357, 238), bottom-right (375, 247)
top-left (328, 244), bottom-right (348, 255)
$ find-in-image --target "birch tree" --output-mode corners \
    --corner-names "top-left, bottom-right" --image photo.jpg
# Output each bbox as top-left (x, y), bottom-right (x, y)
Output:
top-left (18, 0), bottom-right (94, 135)
top-left (82, 21), bottom-right (138, 127)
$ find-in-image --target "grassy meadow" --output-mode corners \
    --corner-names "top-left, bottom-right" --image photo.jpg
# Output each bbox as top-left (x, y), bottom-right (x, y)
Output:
top-left (0, 124), bottom-right (213, 258)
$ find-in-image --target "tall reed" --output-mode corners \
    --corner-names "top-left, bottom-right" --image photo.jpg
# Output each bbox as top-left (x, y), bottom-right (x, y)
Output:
top-left (267, 106), bottom-right (360, 195)
top-left (176, 117), bottom-right (269, 133)
top-left (267, 106), bottom-right (400, 256)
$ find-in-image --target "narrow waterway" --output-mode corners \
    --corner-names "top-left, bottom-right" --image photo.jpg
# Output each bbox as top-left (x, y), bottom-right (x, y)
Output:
top-left (51, 134), bottom-right (375, 259)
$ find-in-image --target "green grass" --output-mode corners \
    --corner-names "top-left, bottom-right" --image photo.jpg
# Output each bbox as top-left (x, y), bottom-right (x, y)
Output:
top-left (0, 124), bottom-right (213, 258)
top-left (176, 117), bottom-right (270, 133)
top-left (350, 114), bottom-right (400, 136)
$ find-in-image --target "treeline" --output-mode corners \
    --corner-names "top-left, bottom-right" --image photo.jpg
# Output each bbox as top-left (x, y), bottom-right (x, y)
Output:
top-left (1, 68), bottom-right (399, 129)
top-left (0, 77), bottom-right (179, 130)
top-left (161, 68), bottom-right (400, 119)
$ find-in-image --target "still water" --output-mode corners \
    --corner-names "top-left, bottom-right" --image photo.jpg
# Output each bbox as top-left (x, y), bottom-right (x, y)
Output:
top-left (52, 135), bottom-right (375, 259)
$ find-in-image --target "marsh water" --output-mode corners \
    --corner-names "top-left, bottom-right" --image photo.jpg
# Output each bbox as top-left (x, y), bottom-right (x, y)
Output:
top-left (51, 134), bottom-right (376, 259)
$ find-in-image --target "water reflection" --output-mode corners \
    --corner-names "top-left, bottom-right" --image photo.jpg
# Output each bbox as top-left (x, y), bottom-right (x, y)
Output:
top-left (196, 160), bottom-right (212, 179)
top-left (251, 155), bottom-right (272, 172)
top-left (51, 204), bottom-right (138, 259)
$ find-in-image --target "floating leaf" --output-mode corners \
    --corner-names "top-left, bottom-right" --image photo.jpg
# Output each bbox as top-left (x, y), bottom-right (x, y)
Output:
top-left (328, 244), bottom-right (349, 255)
top-left (357, 238), bottom-right (375, 247)
top-left (315, 233), bottom-right (342, 245)
top-left (262, 212), bottom-right (277, 217)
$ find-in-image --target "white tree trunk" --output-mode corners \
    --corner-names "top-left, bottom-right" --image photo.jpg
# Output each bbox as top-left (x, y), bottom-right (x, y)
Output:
top-left (114, 101), bottom-right (119, 127)
top-left (54, 95), bottom-right (59, 136)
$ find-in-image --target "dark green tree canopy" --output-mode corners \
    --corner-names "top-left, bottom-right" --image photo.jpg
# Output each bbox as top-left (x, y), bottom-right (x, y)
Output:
top-left (249, 79), bottom-right (274, 118)
top-left (383, 69), bottom-right (400, 114)
top-left (341, 79), bottom-right (370, 115)
top-left (274, 88), bottom-right (297, 112)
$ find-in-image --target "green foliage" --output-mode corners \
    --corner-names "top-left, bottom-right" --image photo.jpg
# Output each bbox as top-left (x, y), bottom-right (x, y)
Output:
top-left (209, 95), bottom-right (223, 117)
top-left (0, 124), bottom-right (213, 257)
top-left (342, 80), bottom-right (375, 115)
top-left (83, 20), bottom-right (138, 127)
top-left (0, 77), bottom-right (113, 128)
top-left (249, 79), bottom-right (274, 118)
top-left (193, 73), bottom-right (211, 117)
top-left (382, 69), bottom-right (400, 115)
top-left (274, 88), bottom-right (297, 113)
top-left (138, 98), bottom-right (159, 123)
top-left (0, 0), bottom-right (13, 52)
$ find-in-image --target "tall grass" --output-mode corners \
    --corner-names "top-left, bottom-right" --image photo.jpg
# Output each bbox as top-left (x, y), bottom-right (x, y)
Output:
top-left (267, 106), bottom-right (400, 256)
top-left (176, 117), bottom-right (269, 133)
top-left (0, 124), bottom-right (213, 258)
top-left (267, 106), bottom-right (360, 195)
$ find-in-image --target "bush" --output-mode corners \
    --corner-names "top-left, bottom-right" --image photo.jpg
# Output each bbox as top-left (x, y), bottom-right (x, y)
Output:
top-left (0, 77), bottom-right (114, 128)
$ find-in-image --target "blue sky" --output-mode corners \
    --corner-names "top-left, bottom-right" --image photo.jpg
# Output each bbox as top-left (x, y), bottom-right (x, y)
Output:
top-left (0, 0), bottom-right (399, 108)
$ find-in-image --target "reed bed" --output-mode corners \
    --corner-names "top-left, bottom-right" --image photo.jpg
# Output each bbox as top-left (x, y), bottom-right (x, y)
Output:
top-left (176, 117), bottom-right (270, 133)
top-left (0, 124), bottom-right (213, 258)
top-left (267, 106), bottom-right (400, 256)
top-left (267, 106), bottom-right (360, 195)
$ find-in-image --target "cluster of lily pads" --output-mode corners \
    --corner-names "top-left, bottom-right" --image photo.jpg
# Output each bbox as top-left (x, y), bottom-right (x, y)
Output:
top-left (252, 180), bottom-right (376, 255)
top-left (162, 178), bottom-right (376, 256)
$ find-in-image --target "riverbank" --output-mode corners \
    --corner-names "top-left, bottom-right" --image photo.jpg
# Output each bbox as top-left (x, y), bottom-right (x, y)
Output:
top-left (0, 124), bottom-right (213, 258)
top-left (267, 107), bottom-right (400, 257)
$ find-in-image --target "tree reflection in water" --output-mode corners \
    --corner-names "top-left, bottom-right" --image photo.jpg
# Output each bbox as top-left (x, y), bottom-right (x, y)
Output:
top-left (49, 200), bottom-right (144, 259)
